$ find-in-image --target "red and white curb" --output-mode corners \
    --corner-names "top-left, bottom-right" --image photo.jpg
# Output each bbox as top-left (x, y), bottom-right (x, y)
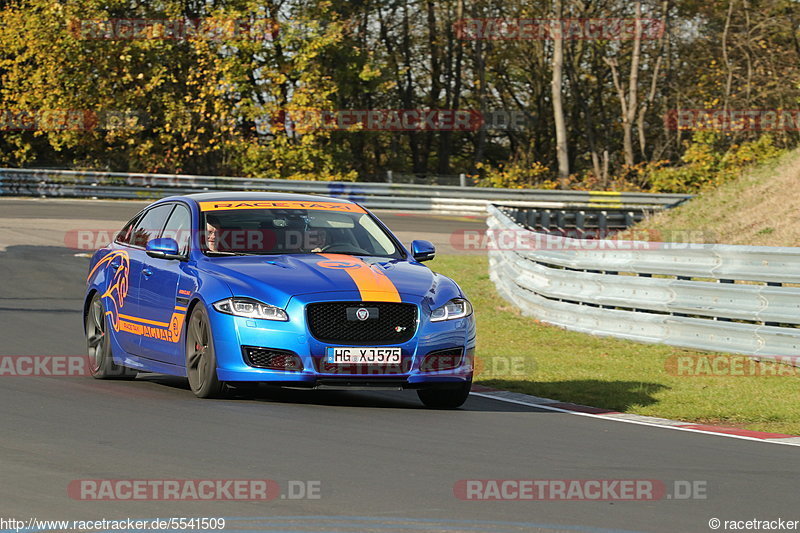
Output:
top-left (469, 385), bottom-right (800, 448)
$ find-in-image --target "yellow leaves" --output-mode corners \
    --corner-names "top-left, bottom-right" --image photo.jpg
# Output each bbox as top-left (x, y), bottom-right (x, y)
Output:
top-left (271, 73), bottom-right (288, 85)
top-left (0, 0), bottom-right (354, 177)
top-left (358, 62), bottom-right (382, 82)
top-left (473, 160), bottom-right (551, 189)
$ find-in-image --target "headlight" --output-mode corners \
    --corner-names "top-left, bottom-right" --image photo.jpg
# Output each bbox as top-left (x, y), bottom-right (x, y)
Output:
top-left (430, 298), bottom-right (473, 322)
top-left (213, 298), bottom-right (289, 321)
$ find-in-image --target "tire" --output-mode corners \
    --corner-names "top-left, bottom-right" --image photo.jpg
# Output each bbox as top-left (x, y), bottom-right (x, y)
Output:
top-left (185, 303), bottom-right (225, 398)
top-left (417, 381), bottom-right (472, 409)
top-left (86, 293), bottom-right (137, 380)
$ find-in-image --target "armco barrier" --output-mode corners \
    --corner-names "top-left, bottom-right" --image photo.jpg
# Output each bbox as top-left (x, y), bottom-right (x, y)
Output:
top-left (0, 168), bottom-right (691, 215)
top-left (487, 204), bottom-right (800, 359)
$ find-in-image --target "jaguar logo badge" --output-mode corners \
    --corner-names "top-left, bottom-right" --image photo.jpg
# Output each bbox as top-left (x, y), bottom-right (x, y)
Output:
top-left (356, 308), bottom-right (370, 321)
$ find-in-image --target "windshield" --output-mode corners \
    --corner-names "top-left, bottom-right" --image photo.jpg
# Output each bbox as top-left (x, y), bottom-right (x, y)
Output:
top-left (200, 206), bottom-right (402, 258)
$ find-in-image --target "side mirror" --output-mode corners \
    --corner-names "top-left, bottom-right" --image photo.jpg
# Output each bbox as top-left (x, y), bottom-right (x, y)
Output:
top-left (146, 238), bottom-right (184, 261)
top-left (411, 240), bottom-right (436, 262)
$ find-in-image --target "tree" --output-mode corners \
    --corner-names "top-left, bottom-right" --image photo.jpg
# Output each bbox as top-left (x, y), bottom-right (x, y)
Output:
top-left (551, 0), bottom-right (570, 183)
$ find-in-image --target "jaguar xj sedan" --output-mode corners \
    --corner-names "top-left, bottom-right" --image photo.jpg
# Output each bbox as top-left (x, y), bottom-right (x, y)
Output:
top-left (84, 192), bottom-right (476, 408)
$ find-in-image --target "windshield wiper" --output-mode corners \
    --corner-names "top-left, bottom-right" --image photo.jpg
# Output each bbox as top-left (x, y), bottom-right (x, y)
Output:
top-left (207, 251), bottom-right (295, 256)
top-left (206, 251), bottom-right (254, 256)
top-left (310, 250), bottom-right (369, 256)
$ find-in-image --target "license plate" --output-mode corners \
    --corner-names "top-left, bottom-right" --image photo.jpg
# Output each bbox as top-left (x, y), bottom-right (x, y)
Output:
top-left (326, 347), bottom-right (402, 364)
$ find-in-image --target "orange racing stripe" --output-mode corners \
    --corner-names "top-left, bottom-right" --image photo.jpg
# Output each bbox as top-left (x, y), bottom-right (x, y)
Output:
top-left (118, 314), bottom-right (170, 327)
top-left (319, 254), bottom-right (401, 302)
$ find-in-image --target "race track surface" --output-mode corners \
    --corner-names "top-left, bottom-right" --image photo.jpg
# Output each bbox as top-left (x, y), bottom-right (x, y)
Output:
top-left (0, 198), bottom-right (797, 533)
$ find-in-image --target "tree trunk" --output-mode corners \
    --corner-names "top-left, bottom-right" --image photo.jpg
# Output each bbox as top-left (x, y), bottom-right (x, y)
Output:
top-left (637, 0), bottom-right (669, 160)
top-left (551, 0), bottom-right (570, 185)
top-left (605, 1), bottom-right (643, 167)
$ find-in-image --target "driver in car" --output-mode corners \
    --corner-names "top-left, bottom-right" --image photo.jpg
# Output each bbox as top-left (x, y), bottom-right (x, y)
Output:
top-left (309, 228), bottom-right (329, 253)
top-left (205, 215), bottom-right (222, 252)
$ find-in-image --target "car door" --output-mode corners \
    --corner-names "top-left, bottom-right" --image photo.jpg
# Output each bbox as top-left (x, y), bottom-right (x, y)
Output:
top-left (136, 203), bottom-right (192, 365)
top-left (102, 213), bottom-right (144, 357)
top-left (116, 203), bottom-right (175, 356)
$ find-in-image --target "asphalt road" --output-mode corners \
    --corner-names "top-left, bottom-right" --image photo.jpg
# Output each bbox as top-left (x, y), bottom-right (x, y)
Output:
top-left (0, 198), bottom-right (798, 533)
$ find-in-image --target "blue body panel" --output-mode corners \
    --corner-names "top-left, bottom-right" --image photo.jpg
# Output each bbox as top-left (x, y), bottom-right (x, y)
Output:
top-left (84, 193), bottom-right (476, 389)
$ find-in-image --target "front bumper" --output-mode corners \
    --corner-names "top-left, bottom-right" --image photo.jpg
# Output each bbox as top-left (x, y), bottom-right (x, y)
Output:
top-left (209, 291), bottom-right (476, 387)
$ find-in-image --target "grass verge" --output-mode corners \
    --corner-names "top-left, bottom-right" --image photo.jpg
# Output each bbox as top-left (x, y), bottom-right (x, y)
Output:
top-left (628, 148), bottom-right (800, 247)
top-left (433, 253), bottom-right (800, 435)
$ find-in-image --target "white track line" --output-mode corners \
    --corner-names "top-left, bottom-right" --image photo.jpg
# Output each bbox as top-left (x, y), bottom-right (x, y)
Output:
top-left (470, 391), bottom-right (800, 448)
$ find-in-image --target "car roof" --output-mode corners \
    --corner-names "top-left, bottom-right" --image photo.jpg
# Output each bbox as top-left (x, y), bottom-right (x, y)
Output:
top-left (155, 191), bottom-right (358, 206)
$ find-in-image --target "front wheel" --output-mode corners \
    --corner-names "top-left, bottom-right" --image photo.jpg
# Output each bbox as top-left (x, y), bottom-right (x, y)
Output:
top-left (85, 293), bottom-right (137, 380)
top-left (185, 304), bottom-right (225, 398)
top-left (417, 381), bottom-right (472, 409)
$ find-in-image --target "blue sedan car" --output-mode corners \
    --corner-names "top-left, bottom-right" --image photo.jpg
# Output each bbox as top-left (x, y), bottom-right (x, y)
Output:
top-left (84, 193), bottom-right (476, 408)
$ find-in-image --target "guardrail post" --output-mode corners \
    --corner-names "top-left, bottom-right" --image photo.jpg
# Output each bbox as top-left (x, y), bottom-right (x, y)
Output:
top-left (386, 170), bottom-right (393, 184)
top-left (541, 210), bottom-right (552, 230)
top-left (525, 209), bottom-right (537, 230)
top-left (625, 211), bottom-right (635, 227)
top-left (459, 173), bottom-right (466, 187)
top-left (598, 211), bottom-right (608, 233)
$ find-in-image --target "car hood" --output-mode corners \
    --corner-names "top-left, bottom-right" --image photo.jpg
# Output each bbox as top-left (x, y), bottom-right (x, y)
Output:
top-left (196, 253), bottom-right (459, 308)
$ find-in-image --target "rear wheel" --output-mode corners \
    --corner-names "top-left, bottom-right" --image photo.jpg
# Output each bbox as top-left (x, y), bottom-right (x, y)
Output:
top-left (417, 381), bottom-right (472, 409)
top-left (185, 304), bottom-right (225, 398)
top-left (86, 293), bottom-right (137, 380)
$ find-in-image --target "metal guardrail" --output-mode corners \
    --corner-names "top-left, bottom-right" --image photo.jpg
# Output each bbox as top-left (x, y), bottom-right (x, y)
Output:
top-left (0, 168), bottom-right (691, 215)
top-left (487, 204), bottom-right (800, 358)
top-left (496, 204), bottom-right (646, 234)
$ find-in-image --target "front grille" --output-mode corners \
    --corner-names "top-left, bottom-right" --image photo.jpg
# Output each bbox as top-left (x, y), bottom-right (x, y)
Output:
top-left (313, 357), bottom-right (412, 375)
top-left (243, 346), bottom-right (303, 371)
top-left (306, 302), bottom-right (417, 344)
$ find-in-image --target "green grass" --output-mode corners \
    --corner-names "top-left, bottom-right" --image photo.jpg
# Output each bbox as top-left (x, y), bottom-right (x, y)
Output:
top-left (433, 254), bottom-right (800, 435)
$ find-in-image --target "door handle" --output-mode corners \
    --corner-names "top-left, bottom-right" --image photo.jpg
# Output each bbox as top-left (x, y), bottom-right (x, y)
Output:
top-left (109, 260), bottom-right (122, 270)
top-left (142, 268), bottom-right (153, 278)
